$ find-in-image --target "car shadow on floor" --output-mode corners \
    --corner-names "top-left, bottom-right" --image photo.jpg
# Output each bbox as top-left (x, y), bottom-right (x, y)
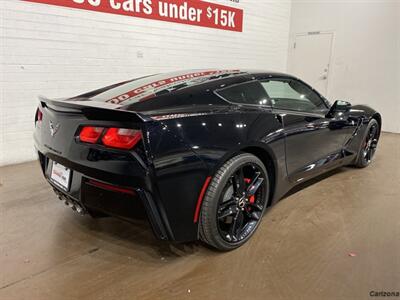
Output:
top-left (55, 206), bottom-right (209, 263)
top-left (55, 166), bottom-right (354, 261)
top-left (280, 167), bottom-right (350, 201)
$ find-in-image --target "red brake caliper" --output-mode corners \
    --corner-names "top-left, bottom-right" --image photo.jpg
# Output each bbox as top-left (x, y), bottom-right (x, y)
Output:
top-left (244, 178), bottom-right (256, 204)
top-left (249, 196), bottom-right (255, 204)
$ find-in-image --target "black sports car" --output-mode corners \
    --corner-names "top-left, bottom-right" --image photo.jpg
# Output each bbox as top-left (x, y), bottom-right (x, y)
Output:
top-left (34, 69), bottom-right (381, 250)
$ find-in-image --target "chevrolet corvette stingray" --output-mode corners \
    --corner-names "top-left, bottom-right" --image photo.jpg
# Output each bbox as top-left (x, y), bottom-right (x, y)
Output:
top-left (34, 69), bottom-right (381, 250)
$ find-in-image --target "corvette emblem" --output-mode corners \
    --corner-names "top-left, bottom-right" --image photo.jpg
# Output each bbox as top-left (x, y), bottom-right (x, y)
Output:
top-left (49, 121), bottom-right (61, 137)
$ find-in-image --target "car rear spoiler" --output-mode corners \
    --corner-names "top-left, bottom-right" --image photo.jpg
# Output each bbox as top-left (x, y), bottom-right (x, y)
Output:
top-left (39, 96), bottom-right (153, 123)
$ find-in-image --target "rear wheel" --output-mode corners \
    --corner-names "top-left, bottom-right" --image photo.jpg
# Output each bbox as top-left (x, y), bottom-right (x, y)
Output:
top-left (199, 153), bottom-right (269, 251)
top-left (354, 119), bottom-right (380, 168)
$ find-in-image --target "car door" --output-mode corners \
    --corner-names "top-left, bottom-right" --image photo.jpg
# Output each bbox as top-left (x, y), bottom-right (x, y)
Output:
top-left (259, 77), bottom-right (356, 183)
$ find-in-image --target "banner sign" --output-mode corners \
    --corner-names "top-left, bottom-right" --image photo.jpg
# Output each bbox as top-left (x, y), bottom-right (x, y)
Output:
top-left (23, 0), bottom-right (244, 32)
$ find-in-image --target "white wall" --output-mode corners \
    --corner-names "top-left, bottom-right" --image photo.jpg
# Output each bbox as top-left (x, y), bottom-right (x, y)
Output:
top-left (289, 0), bottom-right (400, 133)
top-left (0, 0), bottom-right (292, 166)
top-left (398, 3), bottom-right (400, 125)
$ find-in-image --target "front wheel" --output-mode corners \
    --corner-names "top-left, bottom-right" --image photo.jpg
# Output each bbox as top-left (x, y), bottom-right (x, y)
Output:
top-left (354, 119), bottom-right (380, 168)
top-left (199, 153), bottom-right (270, 251)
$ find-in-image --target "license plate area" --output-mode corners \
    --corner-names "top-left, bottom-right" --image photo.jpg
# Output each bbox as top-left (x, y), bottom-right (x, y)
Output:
top-left (50, 162), bottom-right (71, 191)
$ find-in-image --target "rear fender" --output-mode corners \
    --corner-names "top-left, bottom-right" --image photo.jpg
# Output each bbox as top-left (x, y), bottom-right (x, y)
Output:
top-left (143, 121), bottom-right (210, 242)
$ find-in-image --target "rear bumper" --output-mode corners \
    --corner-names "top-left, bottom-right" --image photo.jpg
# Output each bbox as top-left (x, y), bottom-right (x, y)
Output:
top-left (37, 151), bottom-right (171, 241)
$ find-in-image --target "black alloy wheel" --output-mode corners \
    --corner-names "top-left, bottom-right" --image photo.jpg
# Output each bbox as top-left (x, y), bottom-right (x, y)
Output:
top-left (355, 119), bottom-right (380, 168)
top-left (199, 153), bottom-right (269, 251)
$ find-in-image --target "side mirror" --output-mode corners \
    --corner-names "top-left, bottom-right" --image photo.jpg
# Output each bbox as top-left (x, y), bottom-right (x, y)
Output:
top-left (326, 100), bottom-right (352, 118)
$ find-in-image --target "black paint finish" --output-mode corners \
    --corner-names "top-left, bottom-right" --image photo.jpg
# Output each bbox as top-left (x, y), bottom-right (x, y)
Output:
top-left (33, 70), bottom-right (382, 242)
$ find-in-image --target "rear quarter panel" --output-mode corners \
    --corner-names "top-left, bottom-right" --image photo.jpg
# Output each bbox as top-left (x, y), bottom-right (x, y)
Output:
top-left (149, 109), bottom-right (287, 241)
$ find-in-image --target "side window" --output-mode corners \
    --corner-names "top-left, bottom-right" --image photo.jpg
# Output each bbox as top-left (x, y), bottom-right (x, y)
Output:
top-left (260, 79), bottom-right (326, 113)
top-left (216, 81), bottom-right (270, 106)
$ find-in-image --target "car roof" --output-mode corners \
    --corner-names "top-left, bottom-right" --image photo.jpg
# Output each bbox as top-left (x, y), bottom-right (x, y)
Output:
top-left (66, 69), bottom-right (297, 113)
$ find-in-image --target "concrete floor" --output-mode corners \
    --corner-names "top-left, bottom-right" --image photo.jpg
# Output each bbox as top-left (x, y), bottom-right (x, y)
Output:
top-left (0, 133), bottom-right (399, 300)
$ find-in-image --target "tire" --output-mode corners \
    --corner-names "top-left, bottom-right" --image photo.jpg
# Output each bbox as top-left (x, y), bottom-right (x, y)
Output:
top-left (199, 153), bottom-right (270, 251)
top-left (354, 119), bottom-right (380, 168)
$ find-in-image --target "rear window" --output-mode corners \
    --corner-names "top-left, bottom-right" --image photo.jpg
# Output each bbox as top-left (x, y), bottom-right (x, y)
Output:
top-left (215, 81), bottom-right (271, 106)
top-left (71, 70), bottom-right (245, 106)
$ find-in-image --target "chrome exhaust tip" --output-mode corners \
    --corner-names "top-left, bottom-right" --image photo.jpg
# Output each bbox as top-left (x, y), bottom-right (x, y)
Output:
top-left (55, 189), bottom-right (87, 215)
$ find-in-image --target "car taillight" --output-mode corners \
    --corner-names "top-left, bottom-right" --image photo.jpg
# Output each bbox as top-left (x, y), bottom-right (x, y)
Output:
top-left (35, 108), bottom-right (43, 125)
top-left (79, 126), bottom-right (105, 144)
top-left (102, 128), bottom-right (142, 150)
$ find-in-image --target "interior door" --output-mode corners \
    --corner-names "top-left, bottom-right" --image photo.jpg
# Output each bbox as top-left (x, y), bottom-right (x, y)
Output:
top-left (289, 32), bottom-right (333, 97)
